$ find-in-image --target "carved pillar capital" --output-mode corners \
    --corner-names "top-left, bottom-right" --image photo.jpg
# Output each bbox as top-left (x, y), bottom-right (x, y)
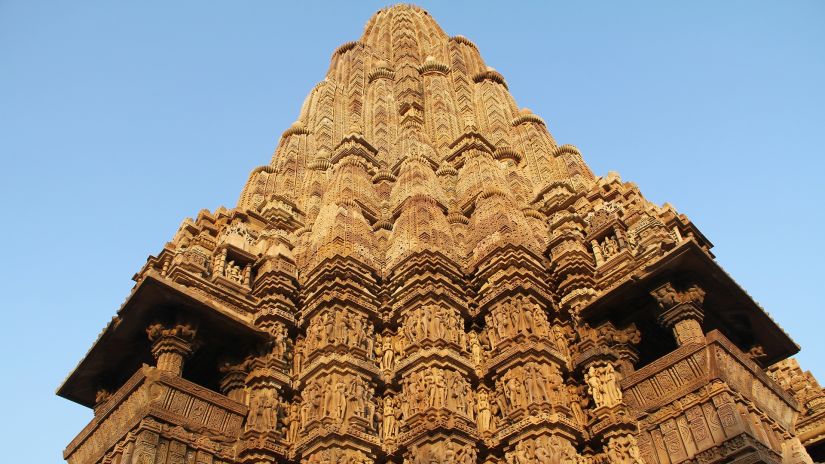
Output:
top-left (574, 322), bottom-right (640, 375)
top-left (146, 322), bottom-right (197, 376)
top-left (93, 388), bottom-right (112, 416)
top-left (651, 282), bottom-right (706, 346)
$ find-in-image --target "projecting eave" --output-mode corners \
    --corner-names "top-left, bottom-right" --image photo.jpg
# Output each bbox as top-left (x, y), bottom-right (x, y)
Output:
top-left (57, 270), bottom-right (270, 408)
top-left (580, 239), bottom-right (799, 366)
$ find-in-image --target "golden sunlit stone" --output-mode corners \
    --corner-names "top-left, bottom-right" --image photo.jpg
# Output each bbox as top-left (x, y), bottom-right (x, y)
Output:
top-left (58, 5), bottom-right (823, 464)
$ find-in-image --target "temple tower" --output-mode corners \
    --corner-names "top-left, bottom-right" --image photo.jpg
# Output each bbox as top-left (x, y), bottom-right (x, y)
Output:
top-left (59, 5), bottom-right (823, 464)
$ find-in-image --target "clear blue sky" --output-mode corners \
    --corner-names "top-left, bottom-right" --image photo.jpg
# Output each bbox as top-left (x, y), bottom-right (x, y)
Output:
top-left (1, 1), bottom-right (823, 461)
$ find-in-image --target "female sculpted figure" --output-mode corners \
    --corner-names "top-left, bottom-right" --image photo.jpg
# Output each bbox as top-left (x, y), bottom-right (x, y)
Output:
top-left (415, 308), bottom-right (427, 340)
top-left (382, 396), bottom-right (397, 439)
top-left (476, 390), bottom-right (492, 432)
top-left (434, 370), bottom-right (446, 408)
top-left (333, 378), bottom-right (347, 420)
top-left (510, 301), bottom-right (525, 334)
top-left (381, 335), bottom-right (394, 371)
top-left (525, 363), bottom-right (548, 403)
top-left (484, 314), bottom-right (496, 344)
top-left (333, 311), bottom-right (346, 344)
top-left (603, 364), bottom-right (623, 406)
top-left (522, 300), bottom-right (536, 334)
top-left (469, 332), bottom-right (483, 366)
top-left (286, 402), bottom-right (300, 443)
top-left (323, 313), bottom-right (334, 345)
top-left (495, 310), bottom-right (512, 338)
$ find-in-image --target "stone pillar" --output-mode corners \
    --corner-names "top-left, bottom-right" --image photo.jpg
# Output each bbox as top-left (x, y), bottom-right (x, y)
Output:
top-left (650, 282), bottom-right (706, 346)
top-left (219, 361), bottom-right (248, 403)
top-left (146, 323), bottom-right (197, 376)
top-left (591, 239), bottom-right (604, 266)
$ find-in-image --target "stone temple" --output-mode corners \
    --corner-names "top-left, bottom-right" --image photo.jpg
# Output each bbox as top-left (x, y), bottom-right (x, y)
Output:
top-left (59, 5), bottom-right (825, 464)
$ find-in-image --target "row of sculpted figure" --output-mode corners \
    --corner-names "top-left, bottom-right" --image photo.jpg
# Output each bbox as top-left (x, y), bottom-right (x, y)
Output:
top-left (405, 441), bottom-right (477, 464)
top-left (482, 297), bottom-right (553, 350)
top-left (299, 373), bottom-right (377, 430)
top-left (505, 435), bottom-right (581, 464)
top-left (302, 310), bottom-right (375, 358)
top-left (584, 363), bottom-right (623, 408)
top-left (302, 448), bottom-right (371, 464)
top-left (249, 379), bottom-right (591, 446)
top-left (246, 388), bottom-right (287, 434)
top-left (375, 305), bottom-right (482, 372)
top-left (497, 362), bottom-right (566, 412)
top-left (400, 367), bottom-right (475, 420)
top-left (402, 305), bottom-right (467, 349)
top-left (293, 301), bottom-right (570, 378)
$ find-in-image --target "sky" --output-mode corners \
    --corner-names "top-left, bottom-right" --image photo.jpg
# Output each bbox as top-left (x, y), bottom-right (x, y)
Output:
top-left (1, 1), bottom-right (823, 461)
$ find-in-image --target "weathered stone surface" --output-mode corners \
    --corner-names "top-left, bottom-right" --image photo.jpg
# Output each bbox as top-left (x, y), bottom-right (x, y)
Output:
top-left (58, 5), bottom-right (822, 464)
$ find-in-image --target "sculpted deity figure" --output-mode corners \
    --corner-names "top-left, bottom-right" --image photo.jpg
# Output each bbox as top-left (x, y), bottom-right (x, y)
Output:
top-left (602, 235), bottom-right (619, 258)
top-left (300, 394), bottom-right (311, 428)
top-left (476, 389), bottom-right (493, 432)
top-left (261, 389), bottom-right (277, 430)
top-left (511, 301), bottom-right (525, 333)
top-left (285, 401), bottom-right (300, 444)
top-left (225, 260), bottom-right (243, 283)
top-left (434, 370), bottom-right (446, 408)
top-left (293, 336), bottom-right (304, 374)
top-left (323, 313), bottom-right (334, 345)
top-left (522, 300), bottom-right (537, 334)
top-left (333, 311), bottom-right (346, 343)
top-left (469, 332), bottom-right (484, 367)
top-left (525, 363), bottom-right (549, 403)
top-left (381, 335), bottom-right (395, 371)
top-left (333, 377), bottom-right (347, 420)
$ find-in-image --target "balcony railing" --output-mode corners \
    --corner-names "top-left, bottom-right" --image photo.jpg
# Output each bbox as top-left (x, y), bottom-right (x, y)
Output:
top-left (64, 366), bottom-right (247, 464)
top-left (621, 330), bottom-right (798, 464)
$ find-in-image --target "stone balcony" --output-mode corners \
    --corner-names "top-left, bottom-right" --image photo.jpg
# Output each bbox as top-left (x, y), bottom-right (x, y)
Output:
top-left (64, 366), bottom-right (247, 464)
top-left (621, 330), bottom-right (800, 464)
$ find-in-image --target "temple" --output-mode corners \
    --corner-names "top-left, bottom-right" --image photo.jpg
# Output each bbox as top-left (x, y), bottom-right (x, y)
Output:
top-left (58, 5), bottom-right (825, 464)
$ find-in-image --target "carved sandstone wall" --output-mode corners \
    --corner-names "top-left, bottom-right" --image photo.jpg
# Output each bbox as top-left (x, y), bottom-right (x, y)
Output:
top-left (60, 5), bottom-right (823, 464)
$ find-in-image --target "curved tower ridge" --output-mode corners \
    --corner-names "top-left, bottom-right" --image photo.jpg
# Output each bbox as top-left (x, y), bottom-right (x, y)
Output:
top-left (59, 6), bottom-right (820, 464)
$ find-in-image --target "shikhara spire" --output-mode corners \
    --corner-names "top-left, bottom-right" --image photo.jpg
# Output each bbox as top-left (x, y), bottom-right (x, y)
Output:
top-left (59, 5), bottom-right (824, 464)
top-left (237, 4), bottom-right (594, 278)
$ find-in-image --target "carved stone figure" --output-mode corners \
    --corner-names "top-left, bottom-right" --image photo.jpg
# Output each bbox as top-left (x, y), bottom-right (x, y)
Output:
top-left (477, 389), bottom-right (493, 433)
top-left (586, 363), bottom-right (622, 408)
